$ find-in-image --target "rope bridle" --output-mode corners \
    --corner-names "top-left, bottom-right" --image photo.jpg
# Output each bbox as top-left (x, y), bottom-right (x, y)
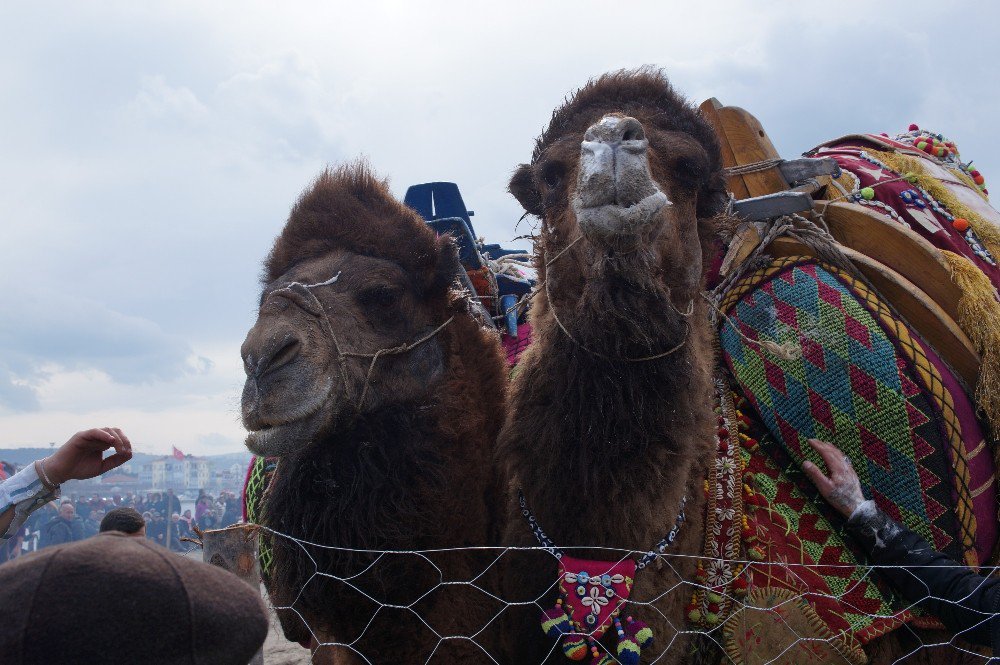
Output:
top-left (270, 274), bottom-right (454, 413)
top-left (542, 235), bottom-right (695, 363)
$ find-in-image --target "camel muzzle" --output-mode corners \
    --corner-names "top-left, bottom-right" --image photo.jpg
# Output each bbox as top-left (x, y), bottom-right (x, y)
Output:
top-left (573, 115), bottom-right (670, 243)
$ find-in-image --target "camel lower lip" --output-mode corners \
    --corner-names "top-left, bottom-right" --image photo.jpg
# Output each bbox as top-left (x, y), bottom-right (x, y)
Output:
top-left (575, 190), bottom-right (671, 237)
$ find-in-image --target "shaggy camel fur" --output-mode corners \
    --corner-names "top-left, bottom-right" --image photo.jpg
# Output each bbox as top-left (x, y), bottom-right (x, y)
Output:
top-left (497, 69), bottom-right (724, 664)
top-left (240, 164), bottom-right (507, 663)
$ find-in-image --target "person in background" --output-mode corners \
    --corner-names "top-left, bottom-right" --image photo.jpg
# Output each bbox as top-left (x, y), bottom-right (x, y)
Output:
top-left (198, 507), bottom-right (217, 531)
top-left (100, 507), bottom-right (147, 537)
top-left (83, 508), bottom-right (105, 538)
top-left (195, 495), bottom-right (209, 523)
top-left (147, 510), bottom-right (166, 545)
top-left (165, 488), bottom-right (181, 516)
top-left (0, 428), bottom-right (132, 545)
top-left (180, 508), bottom-right (194, 531)
top-left (168, 512), bottom-right (184, 551)
top-left (40, 501), bottom-right (84, 548)
top-left (804, 437), bottom-right (1000, 653)
top-left (222, 491), bottom-right (241, 527)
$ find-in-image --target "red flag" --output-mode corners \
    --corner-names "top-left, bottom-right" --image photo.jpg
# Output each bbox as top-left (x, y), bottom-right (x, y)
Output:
top-left (172, 446), bottom-right (184, 461)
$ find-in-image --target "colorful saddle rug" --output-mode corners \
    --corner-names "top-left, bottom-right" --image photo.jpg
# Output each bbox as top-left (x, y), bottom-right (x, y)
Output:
top-left (809, 128), bottom-right (999, 289)
top-left (701, 254), bottom-right (998, 654)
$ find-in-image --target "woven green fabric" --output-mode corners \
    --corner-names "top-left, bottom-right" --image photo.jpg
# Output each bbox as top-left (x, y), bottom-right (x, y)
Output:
top-left (721, 260), bottom-right (967, 563)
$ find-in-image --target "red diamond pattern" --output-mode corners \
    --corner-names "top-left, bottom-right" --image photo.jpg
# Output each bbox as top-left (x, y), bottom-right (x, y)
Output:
top-left (858, 426), bottom-right (891, 472)
top-left (817, 279), bottom-right (843, 308)
top-left (801, 337), bottom-right (827, 371)
top-left (848, 365), bottom-right (878, 406)
top-left (764, 358), bottom-right (787, 395)
top-left (807, 388), bottom-right (836, 432)
top-left (845, 314), bottom-right (873, 349)
top-left (774, 298), bottom-right (798, 326)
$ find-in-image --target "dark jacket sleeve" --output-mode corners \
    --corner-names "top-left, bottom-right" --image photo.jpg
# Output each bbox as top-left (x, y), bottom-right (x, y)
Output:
top-left (845, 501), bottom-right (1000, 652)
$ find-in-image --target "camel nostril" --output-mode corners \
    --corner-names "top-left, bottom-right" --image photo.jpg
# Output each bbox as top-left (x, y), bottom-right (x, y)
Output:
top-left (621, 124), bottom-right (645, 142)
top-left (616, 117), bottom-right (646, 143)
top-left (585, 115), bottom-right (647, 145)
top-left (259, 336), bottom-right (302, 377)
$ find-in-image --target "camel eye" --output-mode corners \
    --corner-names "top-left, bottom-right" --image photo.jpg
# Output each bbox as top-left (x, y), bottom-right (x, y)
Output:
top-left (358, 285), bottom-right (401, 310)
top-left (541, 162), bottom-right (565, 188)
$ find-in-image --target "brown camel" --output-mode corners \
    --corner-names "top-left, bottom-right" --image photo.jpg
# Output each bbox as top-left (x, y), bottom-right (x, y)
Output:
top-left (499, 69), bottom-right (984, 665)
top-left (240, 164), bottom-right (507, 663)
top-left (497, 70), bottom-right (724, 664)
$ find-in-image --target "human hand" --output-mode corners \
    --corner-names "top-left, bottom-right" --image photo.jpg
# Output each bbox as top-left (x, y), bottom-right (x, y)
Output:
top-left (40, 428), bottom-right (133, 486)
top-left (801, 438), bottom-right (865, 518)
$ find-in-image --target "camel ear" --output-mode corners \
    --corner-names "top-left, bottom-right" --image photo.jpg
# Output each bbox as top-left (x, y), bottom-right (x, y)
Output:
top-left (508, 163), bottom-right (543, 217)
top-left (429, 235), bottom-right (464, 296)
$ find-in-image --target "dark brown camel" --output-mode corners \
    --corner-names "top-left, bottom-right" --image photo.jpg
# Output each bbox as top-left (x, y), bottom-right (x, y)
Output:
top-left (499, 70), bottom-right (981, 665)
top-left (497, 70), bottom-right (725, 664)
top-left (240, 164), bottom-right (507, 663)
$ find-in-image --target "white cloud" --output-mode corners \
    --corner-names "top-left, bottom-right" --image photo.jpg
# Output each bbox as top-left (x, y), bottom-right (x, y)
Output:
top-left (1, 0), bottom-right (997, 453)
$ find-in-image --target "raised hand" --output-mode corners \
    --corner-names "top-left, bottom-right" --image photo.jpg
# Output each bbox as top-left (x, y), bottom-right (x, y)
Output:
top-left (40, 428), bottom-right (133, 486)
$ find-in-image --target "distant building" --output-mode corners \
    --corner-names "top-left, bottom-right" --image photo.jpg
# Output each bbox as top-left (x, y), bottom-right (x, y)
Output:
top-left (100, 472), bottom-right (139, 486)
top-left (139, 455), bottom-right (213, 490)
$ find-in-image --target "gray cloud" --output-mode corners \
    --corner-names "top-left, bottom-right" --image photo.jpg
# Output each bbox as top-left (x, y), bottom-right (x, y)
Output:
top-left (0, 287), bottom-right (207, 411)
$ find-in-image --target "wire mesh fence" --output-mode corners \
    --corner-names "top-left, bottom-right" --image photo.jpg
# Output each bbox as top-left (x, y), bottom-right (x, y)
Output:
top-left (242, 525), bottom-right (999, 664)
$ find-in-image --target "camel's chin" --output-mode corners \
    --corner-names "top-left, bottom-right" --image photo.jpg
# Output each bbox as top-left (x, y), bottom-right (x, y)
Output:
top-left (244, 407), bottom-right (333, 458)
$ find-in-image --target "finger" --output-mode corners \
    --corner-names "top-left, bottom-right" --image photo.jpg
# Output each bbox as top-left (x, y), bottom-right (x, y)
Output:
top-left (808, 438), bottom-right (847, 476)
top-left (101, 451), bottom-right (133, 474)
top-left (102, 427), bottom-right (122, 448)
top-left (74, 428), bottom-right (118, 449)
top-left (109, 427), bottom-right (131, 454)
top-left (801, 459), bottom-right (835, 494)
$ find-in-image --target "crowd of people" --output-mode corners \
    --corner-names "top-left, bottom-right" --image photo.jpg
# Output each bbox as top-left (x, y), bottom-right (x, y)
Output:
top-left (3, 486), bottom-right (245, 558)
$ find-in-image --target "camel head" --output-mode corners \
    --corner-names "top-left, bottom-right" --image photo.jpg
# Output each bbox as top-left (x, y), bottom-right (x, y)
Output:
top-left (509, 70), bottom-right (727, 347)
top-left (241, 164), bottom-right (461, 457)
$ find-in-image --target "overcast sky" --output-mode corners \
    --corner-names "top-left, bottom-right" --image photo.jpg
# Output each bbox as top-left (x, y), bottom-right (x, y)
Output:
top-left (1, 1), bottom-right (997, 455)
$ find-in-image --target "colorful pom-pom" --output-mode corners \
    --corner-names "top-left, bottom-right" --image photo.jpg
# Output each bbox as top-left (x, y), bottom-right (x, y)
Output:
top-left (974, 174), bottom-right (986, 185)
top-left (540, 606), bottom-right (571, 638)
top-left (562, 636), bottom-right (589, 661)
top-left (953, 218), bottom-right (970, 232)
top-left (909, 123), bottom-right (919, 131)
top-left (627, 620), bottom-right (654, 648)
top-left (617, 638), bottom-right (642, 665)
top-left (860, 187), bottom-right (875, 200)
top-left (688, 607), bottom-right (702, 623)
top-left (916, 141), bottom-right (928, 151)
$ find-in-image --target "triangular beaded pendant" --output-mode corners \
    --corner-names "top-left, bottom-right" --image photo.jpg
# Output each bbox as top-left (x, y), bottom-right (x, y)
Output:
top-left (538, 555), bottom-right (654, 663)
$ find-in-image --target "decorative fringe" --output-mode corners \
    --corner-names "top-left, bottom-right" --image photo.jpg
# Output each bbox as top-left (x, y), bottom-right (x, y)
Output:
top-left (867, 149), bottom-right (1000, 261)
top-left (941, 250), bottom-right (1000, 434)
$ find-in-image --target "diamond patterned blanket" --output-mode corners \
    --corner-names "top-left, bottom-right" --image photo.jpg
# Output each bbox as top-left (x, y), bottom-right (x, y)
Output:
top-left (713, 255), bottom-right (997, 646)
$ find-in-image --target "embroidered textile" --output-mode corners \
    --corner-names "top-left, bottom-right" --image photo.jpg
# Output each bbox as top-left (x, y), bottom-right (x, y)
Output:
top-left (720, 257), bottom-right (982, 567)
top-left (554, 555), bottom-right (637, 638)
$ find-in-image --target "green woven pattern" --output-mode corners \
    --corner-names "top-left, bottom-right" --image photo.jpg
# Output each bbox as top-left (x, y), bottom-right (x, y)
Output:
top-left (721, 260), bottom-right (966, 563)
top-left (244, 456), bottom-right (276, 576)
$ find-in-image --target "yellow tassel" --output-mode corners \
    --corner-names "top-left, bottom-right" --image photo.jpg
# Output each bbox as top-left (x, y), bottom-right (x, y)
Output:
top-left (941, 250), bottom-right (1000, 433)
top-left (868, 149), bottom-right (1000, 261)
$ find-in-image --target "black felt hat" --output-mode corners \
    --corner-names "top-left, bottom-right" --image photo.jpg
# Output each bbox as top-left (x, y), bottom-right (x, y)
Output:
top-left (0, 532), bottom-right (268, 664)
